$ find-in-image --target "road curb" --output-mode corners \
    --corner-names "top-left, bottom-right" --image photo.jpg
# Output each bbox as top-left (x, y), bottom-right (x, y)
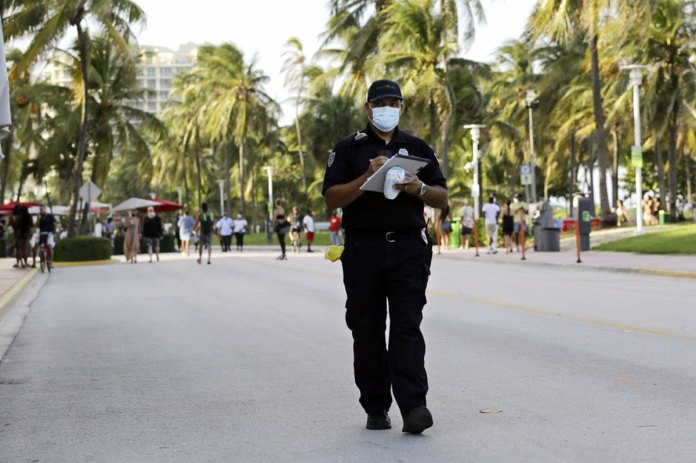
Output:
top-left (0, 268), bottom-right (38, 315)
top-left (53, 259), bottom-right (121, 268)
top-left (459, 256), bottom-right (696, 280)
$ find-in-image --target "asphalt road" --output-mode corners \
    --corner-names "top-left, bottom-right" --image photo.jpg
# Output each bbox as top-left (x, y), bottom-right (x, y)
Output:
top-left (1, 251), bottom-right (695, 462)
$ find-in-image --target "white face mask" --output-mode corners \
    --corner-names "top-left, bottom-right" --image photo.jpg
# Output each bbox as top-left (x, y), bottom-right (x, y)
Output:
top-left (148, 212), bottom-right (155, 218)
top-left (370, 106), bottom-right (400, 132)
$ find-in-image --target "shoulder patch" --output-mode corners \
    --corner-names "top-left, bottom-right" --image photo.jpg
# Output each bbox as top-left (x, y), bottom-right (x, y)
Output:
top-left (327, 151), bottom-right (336, 167)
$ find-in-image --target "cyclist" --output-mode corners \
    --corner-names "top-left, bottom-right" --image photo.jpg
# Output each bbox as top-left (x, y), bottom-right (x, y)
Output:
top-left (31, 205), bottom-right (57, 269)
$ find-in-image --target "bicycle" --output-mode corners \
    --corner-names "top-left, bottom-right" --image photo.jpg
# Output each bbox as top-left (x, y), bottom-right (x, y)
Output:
top-left (38, 232), bottom-right (52, 274)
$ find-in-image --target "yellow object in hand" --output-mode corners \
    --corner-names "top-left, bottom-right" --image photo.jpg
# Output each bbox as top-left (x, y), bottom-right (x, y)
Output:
top-left (324, 245), bottom-right (344, 262)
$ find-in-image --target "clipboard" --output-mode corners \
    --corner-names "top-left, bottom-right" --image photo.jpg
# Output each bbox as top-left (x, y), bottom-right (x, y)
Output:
top-left (359, 154), bottom-right (431, 193)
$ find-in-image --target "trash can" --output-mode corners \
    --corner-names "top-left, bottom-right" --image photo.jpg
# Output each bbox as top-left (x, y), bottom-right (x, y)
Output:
top-left (658, 209), bottom-right (665, 225)
top-left (535, 200), bottom-right (561, 252)
top-left (450, 218), bottom-right (461, 249)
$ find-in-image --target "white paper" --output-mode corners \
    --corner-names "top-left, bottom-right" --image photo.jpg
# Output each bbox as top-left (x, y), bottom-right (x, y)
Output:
top-left (359, 154), bottom-right (430, 193)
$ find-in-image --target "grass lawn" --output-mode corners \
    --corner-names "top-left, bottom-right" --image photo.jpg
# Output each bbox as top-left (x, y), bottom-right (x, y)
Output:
top-left (594, 223), bottom-right (696, 255)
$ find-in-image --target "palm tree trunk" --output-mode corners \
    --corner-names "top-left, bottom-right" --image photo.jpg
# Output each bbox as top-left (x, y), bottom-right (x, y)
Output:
top-left (223, 143), bottom-right (231, 215)
top-left (238, 140), bottom-right (245, 214)
top-left (611, 125), bottom-right (619, 209)
top-left (667, 90), bottom-right (679, 220)
top-left (685, 152), bottom-right (692, 204)
top-left (68, 21), bottom-right (90, 237)
top-left (589, 34), bottom-right (611, 221)
top-left (569, 131), bottom-right (576, 216)
top-left (654, 134), bottom-right (666, 208)
top-left (588, 135), bottom-right (595, 212)
top-left (429, 95), bottom-right (437, 150)
top-left (194, 143), bottom-right (202, 210)
top-left (294, 88), bottom-right (307, 196)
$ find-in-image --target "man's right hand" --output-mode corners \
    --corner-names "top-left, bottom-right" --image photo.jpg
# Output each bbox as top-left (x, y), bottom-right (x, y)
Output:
top-left (366, 156), bottom-right (388, 176)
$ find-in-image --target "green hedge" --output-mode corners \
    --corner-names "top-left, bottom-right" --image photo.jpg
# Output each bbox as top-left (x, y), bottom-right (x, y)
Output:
top-left (54, 236), bottom-right (112, 262)
top-left (112, 234), bottom-right (176, 255)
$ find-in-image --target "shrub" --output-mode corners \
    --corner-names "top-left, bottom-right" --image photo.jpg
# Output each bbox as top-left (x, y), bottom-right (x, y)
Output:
top-left (54, 236), bottom-right (112, 262)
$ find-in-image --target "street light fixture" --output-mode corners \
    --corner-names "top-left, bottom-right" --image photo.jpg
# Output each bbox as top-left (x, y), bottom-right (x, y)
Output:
top-left (525, 89), bottom-right (540, 204)
top-left (463, 124), bottom-right (485, 219)
top-left (620, 64), bottom-right (647, 234)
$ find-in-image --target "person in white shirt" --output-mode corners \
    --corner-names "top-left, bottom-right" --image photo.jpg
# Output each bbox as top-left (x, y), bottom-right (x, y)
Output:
top-left (232, 213), bottom-right (248, 252)
top-left (302, 210), bottom-right (315, 253)
top-left (215, 213), bottom-right (234, 252)
top-left (481, 196), bottom-right (500, 254)
top-left (459, 199), bottom-right (475, 250)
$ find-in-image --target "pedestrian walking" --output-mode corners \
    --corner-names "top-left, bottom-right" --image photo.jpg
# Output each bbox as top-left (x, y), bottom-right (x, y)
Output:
top-left (510, 194), bottom-right (528, 252)
top-left (215, 212), bottom-right (234, 252)
top-left (273, 198), bottom-right (290, 260)
top-left (194, 202), bottom-right (215, 265)
top-left (303, 210), bottom-right (315, 252)
top-left (482, 195), bottom-right (500, 254)
top-left (615, 199), bottom-right (631, 227)
top-left (290, 206), bottom-right (303, 253)
top-left (437, 205), bottom-right (451, 253)
top-left (178, 210), bottom-right (194, 256)
top-left (501, 199), bottom-right (514, 253)
top-left (174, 212), bottom-right (182, 251)
top-left (460, 199), bottom-right (475, 250)
top-left (322, 78), bottom-right (448, 434)
top-left (123, 210), bottom-right (140, 264)
top-left (329, 210), bottom-right (342, 245)
top-left (232, 213), bottom-right (248, 251)
top-left (13, 206), bottom-right (33, 268)
top-left (142, 206), bottom-right (163, 263)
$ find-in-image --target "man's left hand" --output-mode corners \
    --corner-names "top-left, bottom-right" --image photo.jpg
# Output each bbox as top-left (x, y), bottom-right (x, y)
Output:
top-left (394, 172), bottom-right (421, 195)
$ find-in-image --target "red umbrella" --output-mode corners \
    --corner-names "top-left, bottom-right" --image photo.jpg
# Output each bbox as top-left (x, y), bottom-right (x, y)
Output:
top-left (0, 201), bottom-right (41, 212)
top-left (142, 197), bottom-right (183, 213)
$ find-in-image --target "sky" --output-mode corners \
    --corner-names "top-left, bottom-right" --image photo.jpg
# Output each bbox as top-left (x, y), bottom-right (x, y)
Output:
top-left (134, 0), bottom-right (537, 124)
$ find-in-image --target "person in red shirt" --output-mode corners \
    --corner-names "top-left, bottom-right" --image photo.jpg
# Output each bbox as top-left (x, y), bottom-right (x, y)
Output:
top-left (329, 210), bottom-right (342, 245)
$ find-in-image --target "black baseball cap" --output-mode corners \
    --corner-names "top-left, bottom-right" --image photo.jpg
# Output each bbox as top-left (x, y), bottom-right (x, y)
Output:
top-left (367, 79), bottom-right (403, 102)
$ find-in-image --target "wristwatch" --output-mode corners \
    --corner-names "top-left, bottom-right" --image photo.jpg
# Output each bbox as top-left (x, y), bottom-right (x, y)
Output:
top-left (418, 181), bottom-right (427, 196)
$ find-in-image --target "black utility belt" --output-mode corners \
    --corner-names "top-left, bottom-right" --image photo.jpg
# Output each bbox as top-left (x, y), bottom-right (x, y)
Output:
top-left (346, 228), bottom-right (424, 243)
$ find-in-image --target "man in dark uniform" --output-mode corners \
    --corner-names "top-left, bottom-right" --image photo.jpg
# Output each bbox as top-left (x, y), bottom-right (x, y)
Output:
top-left (322, 79), bottom-right (448, 434)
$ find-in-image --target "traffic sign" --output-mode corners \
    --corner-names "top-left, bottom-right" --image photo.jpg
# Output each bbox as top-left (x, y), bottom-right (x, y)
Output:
top-left (631, 146), bottom-right (643, 168)
top-left (79, 180), bottom-right (101, 203)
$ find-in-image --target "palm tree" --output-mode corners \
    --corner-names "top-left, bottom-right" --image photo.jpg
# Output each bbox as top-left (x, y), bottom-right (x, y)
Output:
top-left (193, 44), bottom-right (279, 214)
top-left (8, 0), bottom-right (145, 235)
top-left (281, 37), bottom-right (309, 196)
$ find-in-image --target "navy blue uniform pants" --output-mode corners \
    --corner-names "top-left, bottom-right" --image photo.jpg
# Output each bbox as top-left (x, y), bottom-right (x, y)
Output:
top-left (341, 231), bottom-right (432, 417)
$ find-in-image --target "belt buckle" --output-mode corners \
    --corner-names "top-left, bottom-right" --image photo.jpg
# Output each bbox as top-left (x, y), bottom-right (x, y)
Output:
top-left (385, 231), bottom-right (396, 243)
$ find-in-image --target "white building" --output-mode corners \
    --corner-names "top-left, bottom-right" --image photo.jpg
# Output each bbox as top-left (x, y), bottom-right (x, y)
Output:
top-left (131, 43), bottom-right (198, 114)
top-left (43, 43), bottom-right (198, 115)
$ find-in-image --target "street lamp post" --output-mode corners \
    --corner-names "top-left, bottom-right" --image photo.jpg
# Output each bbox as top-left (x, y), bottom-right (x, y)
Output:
top-left (217, 179), bottom-right (225, 215)
top-left (463, 124), bottom-right (485, 219)
top-left (525, 89), bottom-right (540, 204)
top-left (621, 64), bottom-right (647, 234)
top-left (264, 166), bottom-right (274, 244)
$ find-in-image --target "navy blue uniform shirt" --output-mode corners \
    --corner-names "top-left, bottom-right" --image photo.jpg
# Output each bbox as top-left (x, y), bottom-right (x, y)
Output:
top-left (322, 124), bottom-right (447, 232)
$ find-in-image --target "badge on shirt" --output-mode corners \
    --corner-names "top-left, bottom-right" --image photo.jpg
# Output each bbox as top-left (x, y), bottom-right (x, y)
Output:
top-left (399, 148), bottom-right (409, 156)
top-left (328, 151), bottom-right (336, 167)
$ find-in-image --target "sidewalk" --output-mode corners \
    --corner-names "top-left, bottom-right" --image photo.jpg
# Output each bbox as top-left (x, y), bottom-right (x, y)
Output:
top-left (0, 258), bottom-right (39, 313)
top-left (436, 246), bottom-right (696, 279)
